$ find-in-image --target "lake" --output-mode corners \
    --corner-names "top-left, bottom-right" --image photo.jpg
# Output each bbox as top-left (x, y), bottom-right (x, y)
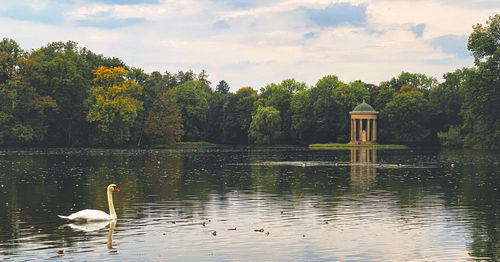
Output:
top-left (0, 146), bottom-right (499, 261)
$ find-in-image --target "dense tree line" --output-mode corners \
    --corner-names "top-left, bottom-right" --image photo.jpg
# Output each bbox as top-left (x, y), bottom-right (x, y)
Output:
top-left (0, 15), bottom-right (499, 148)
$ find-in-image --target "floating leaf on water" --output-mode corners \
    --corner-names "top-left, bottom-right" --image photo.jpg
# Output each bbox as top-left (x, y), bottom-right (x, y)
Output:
top-left (227, 228), bottom-right (236, 230)
top-left (254, 228), bottom-right (264, 232)
top-left (212, 231), bottom-right (216, 236)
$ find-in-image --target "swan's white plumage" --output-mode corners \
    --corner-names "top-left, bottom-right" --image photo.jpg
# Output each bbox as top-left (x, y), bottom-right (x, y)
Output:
top-left (58, 209), bottom-right (113, 221)
top-left (58, 184), bottom-right (119, 222)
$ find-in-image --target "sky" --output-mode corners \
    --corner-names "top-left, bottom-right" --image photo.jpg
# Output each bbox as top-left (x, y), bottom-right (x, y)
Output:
top-left (0, 0), bottom-right (499, 91)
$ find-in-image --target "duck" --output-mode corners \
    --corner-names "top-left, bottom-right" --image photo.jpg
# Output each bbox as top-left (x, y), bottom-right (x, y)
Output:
top-left (58, 184), bottom-right (120, 222)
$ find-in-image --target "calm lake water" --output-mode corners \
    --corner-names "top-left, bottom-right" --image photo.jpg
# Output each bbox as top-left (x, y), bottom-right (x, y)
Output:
top-left (0, 146), bottom-right (499, 261)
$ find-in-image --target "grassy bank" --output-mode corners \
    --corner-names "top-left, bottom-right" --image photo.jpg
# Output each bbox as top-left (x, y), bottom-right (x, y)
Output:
top-left (149, 141), bottom-right (217, 148)
top-left (309, 143), bottom-right (408, 149)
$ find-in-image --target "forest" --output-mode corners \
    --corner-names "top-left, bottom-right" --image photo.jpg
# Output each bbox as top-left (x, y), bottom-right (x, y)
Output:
top-left (0, 15), bottom-right (499, 149)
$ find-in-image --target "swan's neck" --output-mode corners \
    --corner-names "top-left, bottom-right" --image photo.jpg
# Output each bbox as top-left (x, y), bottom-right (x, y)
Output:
top-left (108, 189), bottom-right (117, 219)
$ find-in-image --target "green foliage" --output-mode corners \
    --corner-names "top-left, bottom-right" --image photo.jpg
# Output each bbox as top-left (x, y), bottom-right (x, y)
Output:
top-left (144, 91), bottom-right (184, 144)
top-left (0, 41), bottom-right (57, 146)
top-left (0, 38), bottom-right (26, 83)
top-left (380, 71), bottom-right (438, 92)
top-left (206, 91), bottom-right (231, 143)
top-left (28, 41), bottom-right (92, 146)
top-left (428, 69), bottom-right (467, 135)
top-left (310, 75), bottom-right (344, 143)
top-left (0, 63), bottom-right (57, 145)
top-left (222, 87), bottom-right (258, 144)
top-left (215, 80), bottom-right (230, 94)
top-left (290, 89), bottom-right (314, 144)
top-left (171, 80), bottom-right (210, 141)
top-left (280, 78), bottom-right (307, 93)
top-left (468, 14), bottom-right (500, 63)
top-left (79, 46), bottom-right (126, 70)
top-left (437, 125), bottom-right (463, 147)
top-left (248, 106), bottom-right (282, 145)
top-left (256, 81), bottom-right (294, 143)
top-left (0, 38), bottom-right (26, 57)
top-left (462, 14), bottom-right (500, 148)
top-left (380, 87), bottom-right (430, 144)
top-left (371, 84), bottom-right (394, 113)
top-left (335, 81), bottom-right (370, 111)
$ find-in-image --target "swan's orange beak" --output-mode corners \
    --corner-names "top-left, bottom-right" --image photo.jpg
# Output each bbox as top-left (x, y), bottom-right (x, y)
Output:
top-left (114, 187), bottom-right (120, 192)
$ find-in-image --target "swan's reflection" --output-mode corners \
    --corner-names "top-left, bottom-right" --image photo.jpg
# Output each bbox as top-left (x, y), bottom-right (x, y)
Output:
top-left (63, 219), bottom-right (117, 249)
top-left (66, 220), bottom-right (111, 232)
top-left (107, 219), bottom-right (116, 249)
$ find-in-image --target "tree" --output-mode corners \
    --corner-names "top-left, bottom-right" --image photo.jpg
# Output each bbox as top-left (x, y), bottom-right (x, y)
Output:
top-left (215, 80), bottom-right (230, 94)
top-left (463, 14), bottom-right (500, 148)
top-left (222, 87), bottom-right (258, 144)
top-left (255, 81), bottom-right (293, 143)
top-left (175, 70), bottom-right (196, 86)
top-left (206, 91), bottom-right (232, 143)
top-left (379, 71), bottom-right (438, 92)
top-left (248, 106), bottom-right (282, 145)
top-left (79, 46), bottom-right (126, 71)
top-left (310, 75), bottom-right (344, 143)
top-left (29, 41), bottom-right (92, 146)
top-left (0, 38), bottom-right (26, 83)
top-left (370, 84), bottom-right (394, 114)
top-left (171, 80), bottom-right (210, 141)
top-left (86, 66), bottom-right (143, 146)
top-left (428, 69), bottom-right (468, 138)
top-left (280, 78), bottom-right (307, 93)
top-left (380, 86), bottom-right (431, 145)
top-left (0, 51), bottom-right (56, 146)
top-left (468, 14), bottom-right (500, 63)
top-left (290, 89), bottom-right (314, 144)
top-left (374, 72), bottom-right (437, 114)
top-left (144, 91), bottom-right (183, 144)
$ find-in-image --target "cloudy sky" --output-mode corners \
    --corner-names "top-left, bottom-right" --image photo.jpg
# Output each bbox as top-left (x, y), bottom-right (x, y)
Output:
top-left (1, 0), bottom-right (499, 90)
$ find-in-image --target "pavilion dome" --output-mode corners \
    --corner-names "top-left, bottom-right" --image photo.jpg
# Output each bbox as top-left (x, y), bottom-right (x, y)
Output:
top-left (351, 100), bottom-right (377, 114)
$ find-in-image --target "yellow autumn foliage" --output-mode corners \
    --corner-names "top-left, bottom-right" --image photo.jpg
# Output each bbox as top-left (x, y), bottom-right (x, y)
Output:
top-left (86, 66), bottom-right (143, 141)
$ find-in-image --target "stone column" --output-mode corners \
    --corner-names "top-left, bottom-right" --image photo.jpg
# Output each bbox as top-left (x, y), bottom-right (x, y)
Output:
top-left (373, 119), bottom-right (377, 141)
top-left (367, 119), bottom-right (371, 142)
top-left (369, 119), bottom-right (372, 141)
top-left (360, 118), bottom-right (363, 141)
top-left (370, 119), bottom-right (374, 141)
top-left (351, 120), bottom-right (354, 142)
top-left (353, 119), bottom-right (357, 142)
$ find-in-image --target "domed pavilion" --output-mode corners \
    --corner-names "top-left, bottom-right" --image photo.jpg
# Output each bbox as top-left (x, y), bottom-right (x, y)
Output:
top-left (350, 100), bottom-right (378, 144)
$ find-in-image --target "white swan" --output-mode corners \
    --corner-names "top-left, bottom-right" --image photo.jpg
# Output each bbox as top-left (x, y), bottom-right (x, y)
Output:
top-left (58, 184), bottom-right (120, 222)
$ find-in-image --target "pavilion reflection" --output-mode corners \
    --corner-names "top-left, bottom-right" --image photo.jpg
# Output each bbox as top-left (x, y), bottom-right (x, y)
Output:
top-left (350, 148), bottom-right (377, 192)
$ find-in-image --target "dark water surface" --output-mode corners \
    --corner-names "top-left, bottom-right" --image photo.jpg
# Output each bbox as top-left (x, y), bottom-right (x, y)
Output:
top-left (0, 146), bottom-right (499, 261)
